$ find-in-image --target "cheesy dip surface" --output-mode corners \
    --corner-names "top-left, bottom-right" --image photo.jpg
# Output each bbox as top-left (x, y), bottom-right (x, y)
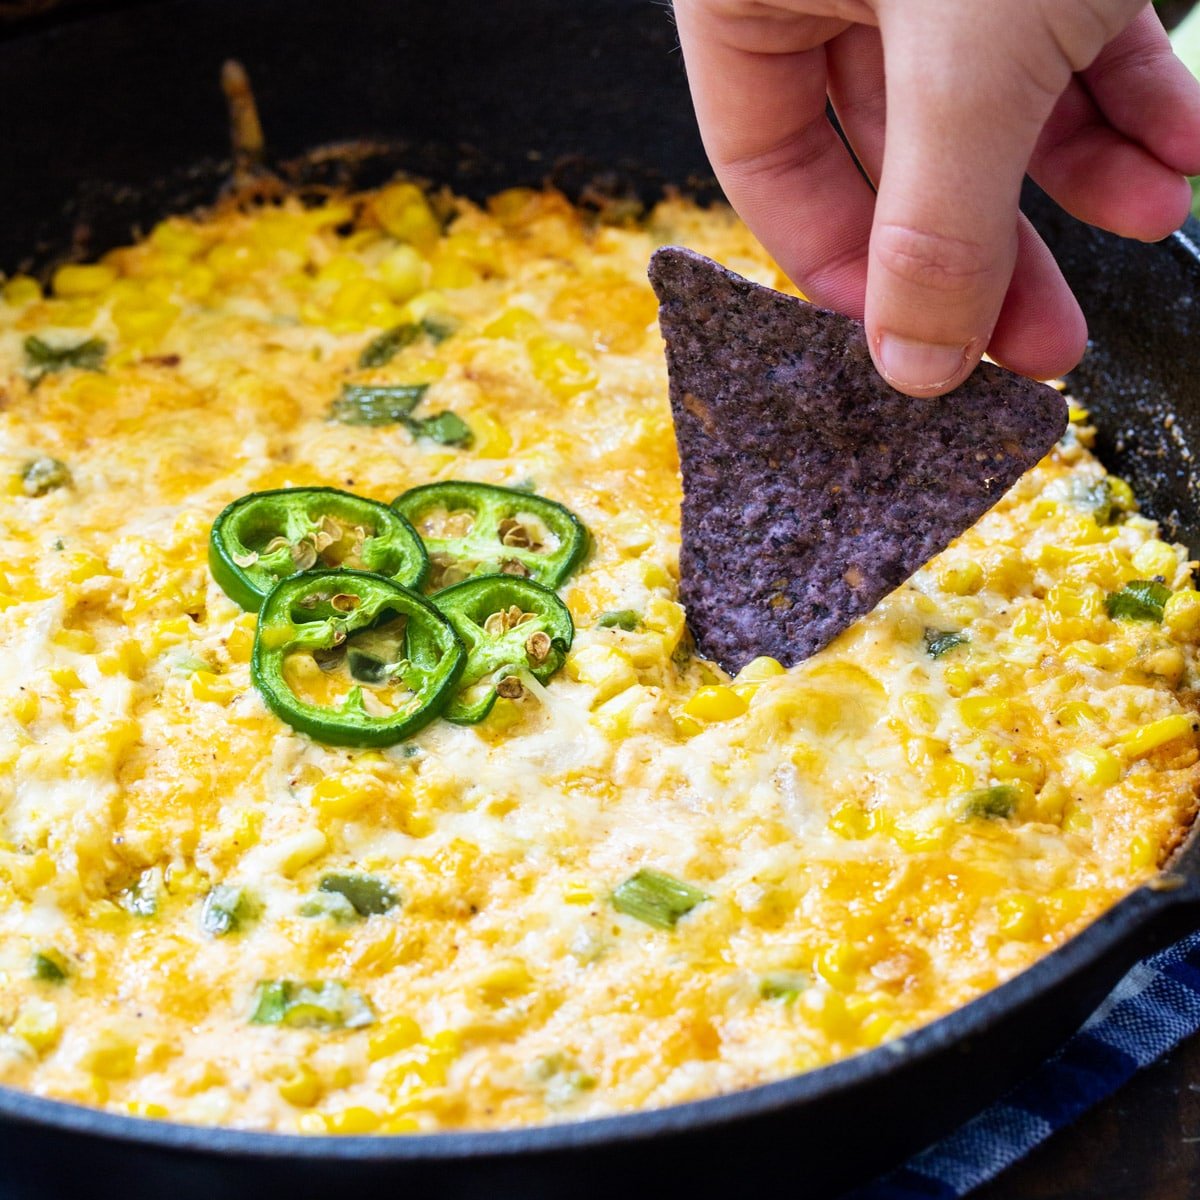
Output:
top-left (0, 183), bottom-right (1197, 1135)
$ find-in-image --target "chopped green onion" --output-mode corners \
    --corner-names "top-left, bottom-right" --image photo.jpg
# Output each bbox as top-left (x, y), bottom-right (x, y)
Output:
top-left (358, 324), bottom-right (421, 368)
top-left (960, 784), bottom-right (1018, 820)
top-left (330, 383), bottom-right (428, 425)
top-left (24, 334), bottom-right (106, 383)
top-left (759, 970), bottom-right (807, 1002)
top-left (173, 653), bottom-right (212, 676)
top-left (923, 629), bottom-right (968, 659)
top-left (201, 885), bottom-right (251, 937)
top-left (357, 316), bottom-right (456, 368)
top-left (318, 871), bottom-right (400, 917)
top-left (403, 411), bottom-right (473, 447)
top-left (249, 980), bottom-right (375, 1029)
top-left (1106, 580), bottom-right (1171, 623)
top-left (611, 868), bottom-right (708, 930)
top-left (21, 457), bottom-right (72, 498)
top-left (419, 314), bottom-right (458, 344)
top-left (597, 610), bottom-right (640, 631)
top-left (32, 950), bottom-right (68, 982)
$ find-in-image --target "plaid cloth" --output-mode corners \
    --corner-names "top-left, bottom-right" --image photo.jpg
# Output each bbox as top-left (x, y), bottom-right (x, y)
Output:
top-left (851, 928), bottom-right (1200, 1198)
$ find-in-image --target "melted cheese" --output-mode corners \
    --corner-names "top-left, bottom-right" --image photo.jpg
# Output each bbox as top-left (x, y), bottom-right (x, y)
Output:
top-left (0, 184), bottom-right (1196, 1133)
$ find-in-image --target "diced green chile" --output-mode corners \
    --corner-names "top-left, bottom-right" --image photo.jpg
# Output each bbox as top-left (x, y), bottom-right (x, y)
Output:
top-left (960, 785), bottom-right (1018, 820)
top-left (393, 480), bottom-right (588, 591)
top-left (249, 980), bottom-right (375, 1029)
top-left (330, 383), bottom-right (428, 425)
top-left (251, 569), bottom-right (465, 748)
top-left (759, 970), bottom-right (808, 1002)
top-left (318, 871), bottom-right (400, 916)
top-left (1106, 580), bottom-right (1171, 623)
top-left (209, 488), bottom-right (427, 611)
top-left (24, 335), bottom-right (105, 382)
top-left (924, 629), bottom-right (968, 658)
top-left (597, 609), bottom-right (640, 631)
top-left (432, 576), bottom-right (574, 723)
top-left (611, 868), bottom-right (709, 930)
top-left (21, 456), bottom-right (72, 497)
top-left (201, 885), bottom-right (251, 936)
top-left (32, 951), bottom-right (68, 982)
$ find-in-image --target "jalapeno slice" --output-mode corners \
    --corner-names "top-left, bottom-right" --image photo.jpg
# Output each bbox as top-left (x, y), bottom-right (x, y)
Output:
top-left (210, 488), bottom-right (427, 611)
top-left (433, 576), bottom-right (574, 723)
top-left (392, 481), bottom-right (588, 591)
top-left (251, 570), bottom-right (465, 747)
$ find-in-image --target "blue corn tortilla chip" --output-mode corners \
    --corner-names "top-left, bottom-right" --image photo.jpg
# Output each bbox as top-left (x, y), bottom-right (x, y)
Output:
top-left (648, 246), bottom-right (1068, 673)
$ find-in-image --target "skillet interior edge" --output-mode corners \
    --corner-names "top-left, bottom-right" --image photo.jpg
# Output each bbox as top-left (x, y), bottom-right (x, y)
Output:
top-left (1, 2), bottom-right (1200, 1196)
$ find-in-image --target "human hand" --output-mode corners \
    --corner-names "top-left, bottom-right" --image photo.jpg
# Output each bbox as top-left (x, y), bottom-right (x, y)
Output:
top-left (673, 0), bottom-right (1200, 396)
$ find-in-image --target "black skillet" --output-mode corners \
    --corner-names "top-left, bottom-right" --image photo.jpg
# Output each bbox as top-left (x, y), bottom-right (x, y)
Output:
top-left (1, 1), bottom-right (1199, 1196)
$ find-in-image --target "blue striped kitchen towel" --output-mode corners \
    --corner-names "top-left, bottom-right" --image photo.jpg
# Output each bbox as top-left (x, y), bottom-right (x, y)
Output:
top-left (852, 928), bottom-right (1200, 1198)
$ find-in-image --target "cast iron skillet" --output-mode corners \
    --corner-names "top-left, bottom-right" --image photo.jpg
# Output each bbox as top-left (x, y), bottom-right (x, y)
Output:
top-left (2, 1), bottom-right (1200, 1196)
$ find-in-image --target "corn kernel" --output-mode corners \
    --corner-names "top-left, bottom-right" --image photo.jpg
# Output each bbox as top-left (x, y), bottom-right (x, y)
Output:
top-left (828, 802), bottom-right (871, 840)
top-left (684, 685), bottom-right (748, 723)
top-left (959, 696), bottom-right (1010, 729)
top-left (226, 620), bottom-right (255, 663)
top-left (1131, 539), bottom-right (1178, 580)
top-left (1120, 713), bottom-right (1196, 759)
top-left (735, 656), bottom-right (786, 684)
top-left (374, 183), bottom-right (440, 251)
top-left (276, 1062), bottom-right (324, 1107)
top-left (3, 275), bottom-right (42, 306)
top-left (191, 671), bottom-right (236, 704)
top-left (312, 774), bottom-right (374, 820)
top-left (83, 1031), bottom-right (136, 1079)
top-left (528, 336), bottom-right (597, 398)
top-left (1068, 747), bottom-right (1122, 788)
top-left (475, 958), bottom-right (532, 1003)
top-left (482, 306), bottom-right (541, 340)
top-left (1055, 700), bottom-right (1101, 728)
top-left (1011, 608), bottom-right (1043, 640)
top-left (563, 882), bottom-right (595, 904)
top-left (566, 645), bottom-right (637, 703)
top-left (1165, 589), bottom-right (1200, 640)
top-left (590, 684), bottom-right (650, 737)
top-left (10, 691), bottom-right (39, 724)
top-left (1129, 833), bottom-right (1159, 871)
top-left (368, 1015), bottom-right (423, 1062)
top-left (53, 628), bottom-right (96, 654)
top-left (991, 746), bottom-right (1045, 787)
top-left (272, 827), bottom-right (328, 876)
top-left (1061, 801), bottom-right (1093, 834)
top-left (126, 1101), bottom-right (168, 1120)
top-left (322, 1107), bottom-right (381, 1135)
top-left (928, 757), bottom-right (974, 796)
top-left (13, 998), bottom-right (60, 1053)
top-left (936, 560), bottom-right (984, 595)
top-left (814, 942), bottom-right (859, 991)
top-left (996, 893), bottom-right (1040, 939)
top-left (53, 263), bottom-right (117, 297)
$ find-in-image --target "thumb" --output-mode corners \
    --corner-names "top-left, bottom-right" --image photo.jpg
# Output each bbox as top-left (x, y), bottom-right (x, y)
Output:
top-left (866, 1), bottom-right (1099, 396)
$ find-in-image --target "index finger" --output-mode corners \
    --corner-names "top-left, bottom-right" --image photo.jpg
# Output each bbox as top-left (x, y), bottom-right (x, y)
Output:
top-left (673, 1), bottom-right (875, 316)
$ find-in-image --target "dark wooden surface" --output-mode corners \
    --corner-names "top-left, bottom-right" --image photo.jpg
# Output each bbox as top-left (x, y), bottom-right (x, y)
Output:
top-left (974, 1029), bottom-right (1200, 1200)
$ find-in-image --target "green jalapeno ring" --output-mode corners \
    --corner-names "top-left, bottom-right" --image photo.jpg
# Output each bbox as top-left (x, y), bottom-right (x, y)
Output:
top-left (210, 487), bottom-right (428, 612)
top-left (251, 570), bottom-right (465, 748)
top-left (391, 480), bottom-right (588, 592)
top-left (433, 575), bottom-right (574, 724)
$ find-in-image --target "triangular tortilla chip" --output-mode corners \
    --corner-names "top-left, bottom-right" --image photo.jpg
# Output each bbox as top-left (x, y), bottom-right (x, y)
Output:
top-left (648, 246), bottom-right (1068, 673)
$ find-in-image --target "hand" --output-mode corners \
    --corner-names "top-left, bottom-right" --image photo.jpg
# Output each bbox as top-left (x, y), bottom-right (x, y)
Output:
top-left (674, 0), bottom-right (1200, 396)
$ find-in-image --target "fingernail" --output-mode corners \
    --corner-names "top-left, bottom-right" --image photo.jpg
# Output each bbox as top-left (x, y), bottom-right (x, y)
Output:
top-left (876, 334), bottom-right (970, 393)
